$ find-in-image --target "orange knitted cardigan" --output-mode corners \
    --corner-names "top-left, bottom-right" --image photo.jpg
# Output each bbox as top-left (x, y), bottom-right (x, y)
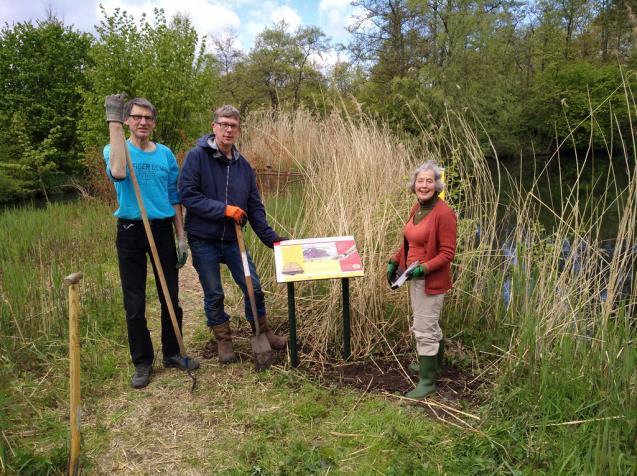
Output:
top-left (392, 199), bottom-right (457, 295)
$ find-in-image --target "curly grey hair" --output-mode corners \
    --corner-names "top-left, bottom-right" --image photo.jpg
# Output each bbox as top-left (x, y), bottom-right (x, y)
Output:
top-left (408, 160), bottom-right (445, 194)
top-left (214, 104), bottom-right (241, 124)
top-left (124, 97), bottom-right (157, 120)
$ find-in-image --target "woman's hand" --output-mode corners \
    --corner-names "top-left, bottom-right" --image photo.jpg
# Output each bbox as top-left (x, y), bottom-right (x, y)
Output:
top-left (386, 260), bottom-right (399, 286)
top-left (407, 264), bottom-right (428, 279)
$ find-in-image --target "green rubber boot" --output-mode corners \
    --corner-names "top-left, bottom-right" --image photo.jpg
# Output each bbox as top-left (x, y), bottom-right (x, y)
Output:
top-left (405, 355), bottom-right (438, 399)
top-left (408, 340), bottom-right (444, 375)
top-left (436, 340), bottom-right (444, 377)
top-left (408, 361), bottom-right (419, 373)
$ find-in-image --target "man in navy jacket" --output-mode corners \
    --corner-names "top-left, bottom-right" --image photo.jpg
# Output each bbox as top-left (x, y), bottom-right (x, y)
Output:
top-left (179, 105), bottom-right (288, 363)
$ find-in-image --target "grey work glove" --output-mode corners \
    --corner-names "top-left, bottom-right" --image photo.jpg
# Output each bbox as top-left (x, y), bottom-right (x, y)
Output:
top-left (104, 93), bottom-right (127, 123)
top-left (176, 236), bottom-right (188, 269)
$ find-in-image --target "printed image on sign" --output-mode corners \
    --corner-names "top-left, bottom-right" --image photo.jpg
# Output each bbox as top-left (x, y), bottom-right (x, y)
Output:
top-left (274, 236), bottom-right (365, 283)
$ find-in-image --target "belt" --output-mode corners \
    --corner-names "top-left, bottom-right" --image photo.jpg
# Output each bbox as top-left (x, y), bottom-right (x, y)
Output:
top-left (117, 217), bottom-right (172, 225)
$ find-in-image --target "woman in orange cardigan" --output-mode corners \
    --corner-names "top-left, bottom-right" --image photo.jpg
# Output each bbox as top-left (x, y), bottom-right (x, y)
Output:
top-left (387, 160), bottom-right (457, 399)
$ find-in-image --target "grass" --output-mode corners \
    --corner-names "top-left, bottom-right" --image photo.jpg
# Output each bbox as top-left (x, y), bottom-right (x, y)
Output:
top-left (1, 196), bottom-right (632, 474)
top-left (1, 97), bottom-right (636, 473)
top-left (0, 200), bottom-right (126, 474)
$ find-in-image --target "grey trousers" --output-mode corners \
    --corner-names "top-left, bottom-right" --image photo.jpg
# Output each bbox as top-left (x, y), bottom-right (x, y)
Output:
top-left (409, 279), bottom-right (445, 356)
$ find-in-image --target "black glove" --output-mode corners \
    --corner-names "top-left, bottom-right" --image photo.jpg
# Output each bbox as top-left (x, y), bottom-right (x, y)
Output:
top-left (387, 260), bottom-right (399, 286)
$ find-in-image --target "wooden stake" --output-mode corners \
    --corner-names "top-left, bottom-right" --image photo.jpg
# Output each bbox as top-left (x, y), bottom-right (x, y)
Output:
top-left (64, 272), bottom-right (83, 476)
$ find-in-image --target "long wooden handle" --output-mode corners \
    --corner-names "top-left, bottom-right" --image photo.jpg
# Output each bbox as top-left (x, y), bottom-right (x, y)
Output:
top-left (234, 223), bottom-right (261, 336)
top-left (123, 143), bottom-right (186, 356)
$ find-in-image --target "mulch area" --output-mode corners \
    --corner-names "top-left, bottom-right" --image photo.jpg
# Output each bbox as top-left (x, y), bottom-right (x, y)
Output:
top-left (312, 351), bottom-right (488, 425)
top-left (318, 356), bottom-right (483, 403)
top-left (199, 327), bottom-right (487, 422)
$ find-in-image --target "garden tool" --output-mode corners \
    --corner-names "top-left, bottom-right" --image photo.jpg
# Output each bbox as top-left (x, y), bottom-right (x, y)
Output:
top-left (122, 141), bottom-right (197, 392)
top-left (234, 222), bottom-right (274, 370)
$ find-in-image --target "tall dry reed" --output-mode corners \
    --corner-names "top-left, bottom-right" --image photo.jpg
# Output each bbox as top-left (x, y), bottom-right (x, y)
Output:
top-left (241, 104), bottom-right (635, 368)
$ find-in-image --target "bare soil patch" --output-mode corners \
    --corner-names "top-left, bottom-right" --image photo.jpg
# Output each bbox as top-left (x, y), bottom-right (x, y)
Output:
top-left (319, 355), bottom-right (483, 401)
top-left (307, 345), bottom-right (487, 426)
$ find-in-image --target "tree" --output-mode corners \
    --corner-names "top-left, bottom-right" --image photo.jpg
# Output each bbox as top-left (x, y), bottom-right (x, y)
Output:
top-left (348, 0), bottom-right (428, 81)
top-left (246, 22), bottom-right (299, 109)
top-left (212, 32), bottom-right (245, 103)
top-left (0, 16), bottom-right (92, 201)
top-left (79, 7), bottom-right (221, 152)
top-left (291, 26), bottom-right (329, 109)
top-left (224, 22), bottom-right (329, 111)
top-left (347, 0), bottom-right (525, 153)
top-left (213, 32), bottom-right (244, 75)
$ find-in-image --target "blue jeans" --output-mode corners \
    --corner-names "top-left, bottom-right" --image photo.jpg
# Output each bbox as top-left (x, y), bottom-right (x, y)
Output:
top-left (189, 237), bottom-right (266, 327)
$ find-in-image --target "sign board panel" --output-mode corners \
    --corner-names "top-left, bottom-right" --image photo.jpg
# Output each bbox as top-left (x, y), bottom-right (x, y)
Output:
top-left (274, 236), bottom-right (365, 283)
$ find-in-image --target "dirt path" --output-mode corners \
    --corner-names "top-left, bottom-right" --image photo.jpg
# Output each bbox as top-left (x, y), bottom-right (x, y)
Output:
top-left (84, 259), bottom-right (261, 475)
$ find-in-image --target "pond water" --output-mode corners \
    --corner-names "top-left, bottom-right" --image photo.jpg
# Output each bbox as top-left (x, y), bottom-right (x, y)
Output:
top-left (496, 154), bottom-right (633, 241)
top-left (495, 154), bottom-right (635, 304)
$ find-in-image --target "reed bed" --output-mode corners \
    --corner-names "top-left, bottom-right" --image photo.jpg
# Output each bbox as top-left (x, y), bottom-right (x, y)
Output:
top-left (244, 106), bottom-right (634, 355)
top-left (0, 201), bottom-right (125, 471)
top-left (242, 101), bottom-right (635, 472)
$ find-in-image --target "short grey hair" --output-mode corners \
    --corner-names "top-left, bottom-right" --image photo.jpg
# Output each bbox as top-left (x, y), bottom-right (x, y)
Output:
top-left (214, 104), bottom-right (241, 123)
top-left (408, 160), bottom-right (445, 193)
top-left (124, 97), bottom-right (157, 120)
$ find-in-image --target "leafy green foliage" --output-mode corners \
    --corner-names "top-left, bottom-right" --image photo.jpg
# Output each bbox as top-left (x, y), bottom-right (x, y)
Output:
top-left (525, 62), bottom-right (630, 152)
top-left (79, 7), bottom-right (220, 152)
top-left (216, 22), bottom-right (329, 112)
top-left (0, 16), bottom-right (92, 201)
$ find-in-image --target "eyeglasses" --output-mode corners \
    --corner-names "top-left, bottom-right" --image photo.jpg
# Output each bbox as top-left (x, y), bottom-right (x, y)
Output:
top-left (215, 121), bottom-right (240, 131)
top-left (128, 114), bottom-right (155, 122)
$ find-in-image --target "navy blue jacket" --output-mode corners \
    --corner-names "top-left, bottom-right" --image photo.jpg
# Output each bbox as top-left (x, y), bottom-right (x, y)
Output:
top-left (179, 134), bottom-right (278, 246)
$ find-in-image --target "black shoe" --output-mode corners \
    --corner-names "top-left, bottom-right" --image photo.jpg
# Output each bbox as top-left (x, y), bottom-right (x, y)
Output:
top-left (131, 364), bottom-right (152, 388)
top-left (163, 354), bottom-right (200, 370)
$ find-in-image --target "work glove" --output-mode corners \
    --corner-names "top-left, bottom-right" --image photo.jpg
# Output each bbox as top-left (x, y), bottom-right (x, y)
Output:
top-left (386, 260), bottom-right (399, 286)
top-left (225, 205), bottom-right (247, 226)
top-left (407, 264), bottom-right (428, 280)
top-left (176, 236), bottom-right (188, 269)
top-left (104, 93), bottom-right (127, 123)
top-left (268, 235), bottom-right (289, 249)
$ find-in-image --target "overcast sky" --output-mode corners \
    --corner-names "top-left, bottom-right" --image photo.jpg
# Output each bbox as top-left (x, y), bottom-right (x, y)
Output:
top-left (1, 0), bottom-right (360, 57)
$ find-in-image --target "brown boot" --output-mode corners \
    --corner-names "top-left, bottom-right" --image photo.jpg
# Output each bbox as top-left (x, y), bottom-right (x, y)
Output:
top-left (211, 322), bottom-right (238, 364)
top-left (250, 316), bottom-right (288, 350)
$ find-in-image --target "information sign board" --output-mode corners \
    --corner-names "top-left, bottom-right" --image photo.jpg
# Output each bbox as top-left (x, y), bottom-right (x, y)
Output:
top-left (274, 236), bottom-right (365, 283)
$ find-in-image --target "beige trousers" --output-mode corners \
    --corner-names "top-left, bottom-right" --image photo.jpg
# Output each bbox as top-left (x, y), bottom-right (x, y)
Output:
top-left (409, 280), bottom-right (445, 356)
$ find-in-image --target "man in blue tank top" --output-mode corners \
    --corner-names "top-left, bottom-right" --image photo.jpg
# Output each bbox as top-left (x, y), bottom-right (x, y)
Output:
top-left (104, 94), bottom-right (199, 388)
